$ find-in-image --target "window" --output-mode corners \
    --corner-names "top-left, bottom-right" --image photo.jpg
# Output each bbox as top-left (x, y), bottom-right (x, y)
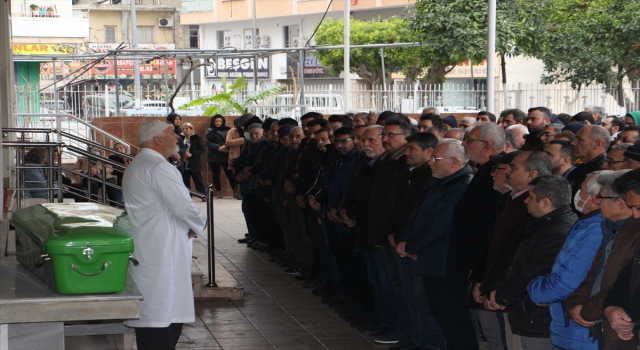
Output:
top-left (136, 26), bottom-right (154, 43)
top-left (105, 26), bottom-right (116, 43)
top-left (189, 25), bottom-right (199, 48)
top-left (217, 30), bottom-right (228, 49)
top-left (283, 25), bottom-right (299, 48)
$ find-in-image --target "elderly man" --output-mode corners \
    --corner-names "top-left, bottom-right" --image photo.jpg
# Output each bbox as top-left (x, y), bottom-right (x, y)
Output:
top-left (603, 144), bottom-right (631, 171)
top-left (527, 171), bottom-right (607, 350)
top-left (604, 169), bottom-right (640, 347)
top-left (443, 128), bottom-right (465, 141)
top-left (570, 125), bottom-right (609, 198)
top-left (340, 125), bottom-right (389, 332)
top-left (545, 140), bottom-right (576, 178)
top-left (506, 124), bottom-right (529, 150)
top-left (565, 170), bottom-right (640, 350)
top-left (489, 175), bottom-right (578, 349)
top-left (397, 139), bottom-right (472, 350)
top-left (445, 123), bottom-right (506, 349)
top-left (123, 120), bottom-right (207, 350)
top-left (540, 123), bottom-right (564, 147)
top-left (459, 117), bottom-right (476, 130)
top-left (470, 151), bottom-right (552, 350)
top-left (614, 126), bottom-right (640, 145)
top-left (584, 105), bottom-right (606, 122)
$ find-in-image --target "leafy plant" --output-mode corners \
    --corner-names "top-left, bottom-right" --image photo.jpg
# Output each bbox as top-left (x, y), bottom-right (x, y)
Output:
top-left (29, 4), bottom-right (39, 10)
top-left (178, 76), bottom-right (284, 116)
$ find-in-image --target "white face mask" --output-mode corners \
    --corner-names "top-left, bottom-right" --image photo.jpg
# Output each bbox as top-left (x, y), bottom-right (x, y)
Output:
top-left (574, 189), bottom-right (590, 213)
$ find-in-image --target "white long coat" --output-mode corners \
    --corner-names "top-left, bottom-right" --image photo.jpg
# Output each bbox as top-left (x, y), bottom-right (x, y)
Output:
top-left (123, 148), bottom-right (207, 328)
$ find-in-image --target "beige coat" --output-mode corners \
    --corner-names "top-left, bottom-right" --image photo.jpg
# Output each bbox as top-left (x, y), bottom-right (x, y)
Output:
top-left (225, 128), bottom-right (245, 166)
top-left (73, 156), bottom-right (115, 183)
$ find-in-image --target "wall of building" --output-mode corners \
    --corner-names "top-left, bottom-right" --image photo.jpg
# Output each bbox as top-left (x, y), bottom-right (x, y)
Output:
top-left (88, 10), bottom-right (176, 45)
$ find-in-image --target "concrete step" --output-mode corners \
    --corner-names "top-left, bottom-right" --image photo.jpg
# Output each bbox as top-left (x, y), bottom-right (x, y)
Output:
top-left (191, 238), bottom-right (243, 301)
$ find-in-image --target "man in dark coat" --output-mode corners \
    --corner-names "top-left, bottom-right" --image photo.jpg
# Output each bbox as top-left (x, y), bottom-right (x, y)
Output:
top-left (445, 122), bottom-right (506, 349)
top-left (388, 132), bottom-right (438, 349)
top-left (471, 151), bottom-right (552, 349)
top-left (569, 125), bottom-right (609, 208)
top-left (397, 138), bottom-right (472, 350)
top-left (489, 175), bottom-right (578, 348)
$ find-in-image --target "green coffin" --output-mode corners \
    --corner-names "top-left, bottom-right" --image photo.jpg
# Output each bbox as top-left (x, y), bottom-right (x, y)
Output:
top-left (11, 203), bottom-right (134, 294)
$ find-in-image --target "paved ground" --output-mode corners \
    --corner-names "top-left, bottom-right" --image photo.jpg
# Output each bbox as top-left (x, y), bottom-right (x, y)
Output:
top-left (66, 197), bottom-right (389, 350)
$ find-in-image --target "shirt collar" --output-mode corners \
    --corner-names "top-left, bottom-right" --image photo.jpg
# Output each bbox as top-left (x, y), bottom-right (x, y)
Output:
top-left (511, 188), bottom-right (529, 200)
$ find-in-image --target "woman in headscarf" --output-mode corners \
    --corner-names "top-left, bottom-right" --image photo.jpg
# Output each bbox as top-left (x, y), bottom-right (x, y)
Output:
top-left (181, 122), bottom-right (206, 201)
top-left (205, 115), bottom-right (236, 198)
top-left (167, 112), bottom-right (187, 174)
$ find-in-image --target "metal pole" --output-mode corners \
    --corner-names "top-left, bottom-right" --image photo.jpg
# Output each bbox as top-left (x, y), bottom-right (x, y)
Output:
top-left (113, 53), bottom-right (121, 117)
top-left (52, 58), bottom-right (61, 143)
top-left (205, 184), bottom-right (217, 287)
top-left (130, 0), bottom-right (141, 108)
top-left (343, 0), bottom-right (351, 112)
top-left (380, 48), bottom-right (386, 87)
top-left (486, 0), bottom-right (496, 114)
top-left (299, 50), bottom-right (305, 116)
top-left (101, 162), bottom-right (107, 205)
top-left (57, 146), bottom-right (63, 203)
top-left (47, 148), bottom-right (53, 202)
top-left (163, 56), bottom-right (169, 115)
top-left (252, 0), bottom-right (258, 92)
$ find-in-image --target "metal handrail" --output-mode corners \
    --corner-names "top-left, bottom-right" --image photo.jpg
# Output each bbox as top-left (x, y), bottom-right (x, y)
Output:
top-left (60, 131), bottom-right (134, 162)
top-left (13, 112), bottom-right (137, 153)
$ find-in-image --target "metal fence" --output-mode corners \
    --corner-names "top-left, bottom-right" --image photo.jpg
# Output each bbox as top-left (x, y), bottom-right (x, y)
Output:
top-left (18, 82), bottom-right (640, 122)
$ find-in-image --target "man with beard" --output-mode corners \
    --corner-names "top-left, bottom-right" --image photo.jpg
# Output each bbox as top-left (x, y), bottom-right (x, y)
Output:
top-left (521, 107), bottom-right (551, 151)
top-left (123, 120), bottom-right (207, 349)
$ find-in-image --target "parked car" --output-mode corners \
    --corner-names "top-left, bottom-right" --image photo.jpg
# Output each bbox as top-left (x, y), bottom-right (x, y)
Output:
top-left (82, 94), bottom-right (133, 120)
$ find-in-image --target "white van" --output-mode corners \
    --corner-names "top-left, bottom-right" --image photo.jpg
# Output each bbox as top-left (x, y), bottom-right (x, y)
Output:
top-left (83, 94), bottom-right (133, 120)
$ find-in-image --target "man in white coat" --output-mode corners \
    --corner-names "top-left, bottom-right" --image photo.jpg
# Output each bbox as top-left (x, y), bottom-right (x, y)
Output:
top-left (123, 119), bottom-right (207, 350)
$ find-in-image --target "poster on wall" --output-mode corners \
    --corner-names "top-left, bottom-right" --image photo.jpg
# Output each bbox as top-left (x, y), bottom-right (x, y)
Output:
top-left (205, 56), bottom-right (270, 79)
top-left (223, 31), bottom-right (231, 48)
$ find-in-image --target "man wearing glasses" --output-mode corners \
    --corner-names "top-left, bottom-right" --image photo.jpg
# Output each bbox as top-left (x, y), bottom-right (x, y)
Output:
top-left (565, 169), bottom-right (640, 350)
top-left (396, 139), bottom-right (472, 350)
top-left (603, 144), bottom-right (631, 171)
top-left (622, 144), bottom-right (640, 170)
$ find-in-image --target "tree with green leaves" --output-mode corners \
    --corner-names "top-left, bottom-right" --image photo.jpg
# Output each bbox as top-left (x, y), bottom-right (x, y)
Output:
top-left (314, 16), bottom-right (438, 85)
top-left (178, 76), bottom-right (284, 116)
top-left (520, 0), bottom-right (640, 108)
top-left (408, 0), bottom-right (528, 85)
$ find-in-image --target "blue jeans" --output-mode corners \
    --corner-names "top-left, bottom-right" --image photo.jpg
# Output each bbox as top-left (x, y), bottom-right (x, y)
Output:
top-left (365, 250), bottom-right (396, 329)
top-left (399, 256), bottom-right (444, 349)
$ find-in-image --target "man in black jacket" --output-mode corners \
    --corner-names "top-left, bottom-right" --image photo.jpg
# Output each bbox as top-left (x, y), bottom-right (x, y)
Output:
top-left (340, 125), bottom-right (388, 331)
top-left (569, 125), bottom-right (609, 204)
top-left (389, 132), bottom-right (438, 349)
top-left (490, 175), bottom-right (577, 349)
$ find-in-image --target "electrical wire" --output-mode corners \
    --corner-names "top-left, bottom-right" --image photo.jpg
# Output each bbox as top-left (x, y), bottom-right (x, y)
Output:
top-left (304, 0), bottom-right (334, 48)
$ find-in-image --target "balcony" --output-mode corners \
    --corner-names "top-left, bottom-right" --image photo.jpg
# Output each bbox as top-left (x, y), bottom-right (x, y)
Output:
top-left (182, 0), bottom-right (213, 13)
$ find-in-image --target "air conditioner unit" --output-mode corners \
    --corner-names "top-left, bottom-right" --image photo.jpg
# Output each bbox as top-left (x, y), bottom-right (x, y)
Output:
top-left (292, 37), bottom-right (308, 48)
top-left (256, 35), bottom-right (270, 48)
top-left (158, 18), bottom-right (173, 28)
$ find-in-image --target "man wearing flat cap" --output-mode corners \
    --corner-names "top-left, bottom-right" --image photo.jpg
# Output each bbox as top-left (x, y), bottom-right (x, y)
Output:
top-left (123, 119), bottom-right (207, 350)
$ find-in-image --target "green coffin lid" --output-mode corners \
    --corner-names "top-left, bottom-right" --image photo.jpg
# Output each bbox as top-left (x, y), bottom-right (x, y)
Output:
top-left (12, 203), bottom-right (133, 249)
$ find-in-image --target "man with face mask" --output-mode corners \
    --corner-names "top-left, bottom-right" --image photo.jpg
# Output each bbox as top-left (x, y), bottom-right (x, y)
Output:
top-left (527, 171), bottom-right (607, 349)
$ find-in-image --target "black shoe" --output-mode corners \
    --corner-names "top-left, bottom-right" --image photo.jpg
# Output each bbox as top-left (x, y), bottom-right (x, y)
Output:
top-left (269, 252), bottom-right (289, 262)
top-left (244, 233), bottom-right (250, 237)
top-left (351, 316), bottom-right (377, 331)
top-left (360, 319), bottom-right (383, 332)
top-left (322, 294), bottom-right (344, 304)
top-left (236, 194), bottom-right (242, 200)
top-left (284, 267), bottom-right (303, 275)
top-left (295, 271), bottom-right (317, 281)
top-left (278, 256), bottom-right (296, 268)
top-left (238, 237), bottom-right (254, 243)
top-left (303, 278), bottom-right (327, 289)
top-left (268, 248), bottom-right (284, 257)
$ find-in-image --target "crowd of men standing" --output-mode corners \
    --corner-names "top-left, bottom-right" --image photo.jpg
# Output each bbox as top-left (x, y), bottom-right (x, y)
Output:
top-left (229, 106), bottom-right (640, 350)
